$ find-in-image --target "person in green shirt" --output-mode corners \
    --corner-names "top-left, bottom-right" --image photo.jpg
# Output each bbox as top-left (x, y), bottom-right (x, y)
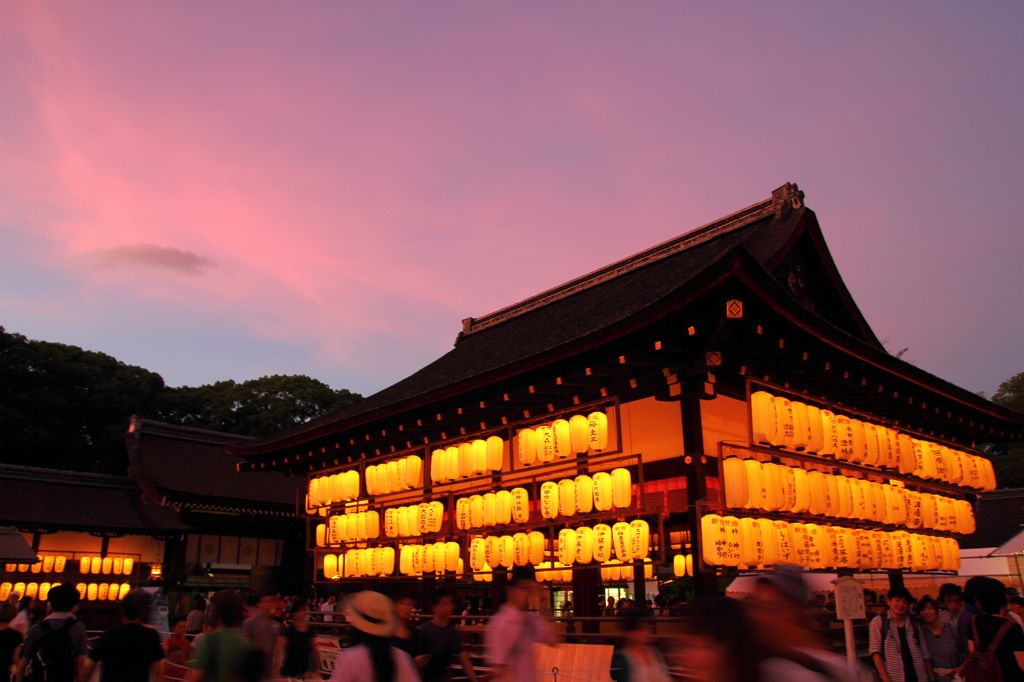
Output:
top-left (188, 590), bottom-right (253, 682)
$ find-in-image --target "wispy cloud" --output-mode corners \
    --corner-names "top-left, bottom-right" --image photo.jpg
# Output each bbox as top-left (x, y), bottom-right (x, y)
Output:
top-left (86, 244), bottom-right (215, 274)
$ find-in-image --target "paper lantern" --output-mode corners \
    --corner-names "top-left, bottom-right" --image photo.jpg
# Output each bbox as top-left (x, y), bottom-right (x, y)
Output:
top-left (894, 434), bottom-right (915, 475)
top-left (115, 583), bottom-right (128, 600)
top-left (751, 391), bottom-right (776, 445)
top-left (356, 511), bottom-right (368, 540)
top-left (587, 412), bottom-right (609, 451)
top-left (493, 490), bottom-right (512, 525)
top-left (762, 462), bottom-right (785, 512)
top-left (517, 429), bottom-right (537, 465)
top-left (862, 423), bottom-right (881, 467)
top-left (879, 427), bottom-right (898, 470)
top-left (324, 553), bottom-right (339, 579)
top-left (540, 482), bottom-right (560, 519)
top-left (368, 509), bottom-right (383, 538)
top-left (593, 472), bottom-right (613, 511)
top-left (702, 515), bottom-right (740, 567)
top-left (778, 397), bottom-right (796, 448)
top-left (848, 479), bottom-right (868, 521)
top-left (25, 583), bottom-right (38, 599)
top-left (111, 558), bottom-right (123, 576)
top-left (528, 531), bottom-right (545, 565)
top-left (833, 476), bottom-right (853, 519)
top-left (42, 556), bottom-right (54, 573)
top-left (979, 457), bottom-right (997, 492)
top-left (849, 420), bottom-right (868, 464)
top-left (406, 456), bottom-right (422, 488)
top-left (612, 522), bottom-right (633, 562)
top-left (499, 535), bottom-right (514, 568)
top-left (611, 468), bottom-right (632, 509)
top-left (788, 467), bottom-right (810, 514)
top-left (72, 583), bottom-right (85, 599)
top-left (790, 401), bottom-right (810, 450)
top-left (346, 469), bottom-right (361, 498)
top-left (459, 443), bottom-right (474, 479)
top-left (955, 499), bottom-right (976, 535)
top-left (471, 440), bottom-right (488, 476)
top-left (822, 474), bottom-right (839, 517)
top-left (454, 498), bottom-right (470, 531)
top-left (739, 518), bottom-right (764, 568)
top-left (0, 584), bottom-right (9, 601)
top-left (552, 419), bottom-right (572, 458)
top-left (122, 558), bottom-right (133, 576)
top-left (90, 558), bottom-right (101, 575)
top-left (30, 562), bottom-right (41, 575)
top-left (629, 520), bottom-right (650, 559)
top-left (475, 564), bottom-right (493, 582)
top-left (98, 583), bottom-right (110, 601)
top-left (428, 451), bottom-right (443, 484)
top-left (575, 475), bottom-right (594, 514)
top-left (397, 506), bottom-right (411, 537)
top-left (559, 479), bottom-right (577, 517)
top-left (384, 508), bottom-right (398, 536)
top-left (903, 490), bottom-right (922, 529)
top-left (445, 446), bottom-right (460, 483)
top-left (513, 533), bottom-right (530, 567)
top-left (79, 557), bottom-right (91, 574)
top-left (308, 478), bottom-right (320, 507)
top-left (569, 415), bottom-right (590, 453)
top-left (486, 436), bottom-right (504, 471)
top-left (593, 524), bottom-right (613, 563)
top-left (833, 416), bottom-right (855, 462)
top-left (367, 463), bottom-right (381, 494)
top-left (486, 536), bottom-right (502, 569)
top-left (818, 409), bottom-right (838, 456)
top-left (470, 495), bottom-right (484, 528)
top-left (563, 566), bottom-right (575, 583)
top-left (347, 513), bottom-right (361, 540)
top-left (535, 426), bottom-right (555, 463)
top-left (673, 555), bottom-right (686, 577)
top-left (806, 471), bottom-right (826, 516)
top-left (315, 524), bottom-right (326, 547)
top-left (54, 557), bottom-right (66, 573)
top-left (804, 404), bottom-right (824, 453)
top-left (557, 529), bottom-right (577, 565)
top-left (38, 583), bottom-right (51, 601)
top-left (575, 526), bottom-right (594, 564)
top-left (329, 473), bottom-right (343, 504)
top-left (744, 459), bottom-right (765, 510)
top-left (722, 458), bottom-right (748, 508)
top-left (483, 493), bottom-right (497, 527)
top-left (443, 542), bottom-right (459, 572)
top-left (755, 518), bottom-right (778, 566)
top-left (11, 583), bottom-right (25, 601)
top-left (943, 447), bottom-right (964, 485)
top-left (511, 488), bottom-right (530, 524)
top-left (410, 545), bottom-right (424, 574)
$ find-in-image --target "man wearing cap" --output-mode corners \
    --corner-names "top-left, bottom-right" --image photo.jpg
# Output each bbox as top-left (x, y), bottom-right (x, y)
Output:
top-left (749, 564), bottom-right (857, 682)
top-left (484, 566), bottom-right (557, 682)
top-left (15, 584), bottom-right (88, 682)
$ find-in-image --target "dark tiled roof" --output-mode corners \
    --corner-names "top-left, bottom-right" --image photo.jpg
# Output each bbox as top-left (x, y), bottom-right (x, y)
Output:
top-left (961, 488), bottom-right (1024, 549)
top-left (0, 465), bottom-right (189, 533)
top-left (125, 418), bottom-right (302, 510)
top-left (0, 527), bottom-right (38, 562)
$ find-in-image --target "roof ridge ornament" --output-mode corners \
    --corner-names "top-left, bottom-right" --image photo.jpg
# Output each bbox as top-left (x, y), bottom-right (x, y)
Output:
top-left (771, 182), bottom-right (805, 221)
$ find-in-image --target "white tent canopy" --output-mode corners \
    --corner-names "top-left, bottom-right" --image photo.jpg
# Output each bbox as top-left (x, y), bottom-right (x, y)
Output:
top-left (726, 572), bottom-right (839, 598)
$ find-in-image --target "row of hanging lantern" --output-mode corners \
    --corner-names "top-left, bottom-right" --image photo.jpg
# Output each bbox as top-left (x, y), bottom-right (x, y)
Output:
top-left (367, 455), bottom-right (422, 496)
top-left (4, 556), bottom-right (68, 574)
top-left (673, 554), bottom-right (695, 577)
top-left (537, 562), bottom-right (575, 583)
top-left (315, 510), bottom-right (382, 546)
top-left (600, 558), bottom-right (654, 581)
top-left (701, 514), bottom-right (961, 572)
top-left (517, 412), bottom-right (609, 465)
top-left (78, 557), bottom-right (136, 576)
top-left (455, 490), bottom-right (524, 529)
top-left (307, 469), bottom-right (361, 508)
top-left (540, 468), bottom-right (632, 519)
top-left (720, 457), bottom-right (976, 534)
top-left (76, 583), bottom-right (131, 601)
top-left (430, 437), bottom-right (505, 484)
top-left (399, 542), bottom-right (463, 576)
top-left (751, 391), bottom-right (997, 491)
top-left (383, 503), bottom-right (445, 537)
top-left (0, 582), bottom-right (65, 601)
top-left (322, 547), bottom-right (399, 579)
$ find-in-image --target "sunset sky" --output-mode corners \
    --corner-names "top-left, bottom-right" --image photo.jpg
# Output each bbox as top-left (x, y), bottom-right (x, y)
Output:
top-left (1, 3), bottom-right (1022, 399)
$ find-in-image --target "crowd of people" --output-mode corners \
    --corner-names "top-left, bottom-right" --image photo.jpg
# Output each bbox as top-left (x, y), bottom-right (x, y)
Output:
top-left (3, 567), bottom-right (1024, 682)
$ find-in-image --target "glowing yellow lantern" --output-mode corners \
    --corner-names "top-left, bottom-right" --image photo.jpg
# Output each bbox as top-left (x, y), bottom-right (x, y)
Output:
top-left (29, 562), bottom-right (40, 575)
top-left (511, 488), bottom-right (530, 524)
top-left (593, 524), bottom-right (612, 563)
top-left (406, 456), bottom-right (422, 488)
top-left (111, 558), bottom-right (123, 576)
top-left (486, 436), bottom-right (504, 471)
top-left (493, 490), bottom-right (512, 525)
top-left (499, 535), bottom-right (514, 568)
top-left (895, 433), bottom-right (915, 475)
top-left (559, 479), bottom-right (577, 517)
top-left (552, 419), bottom-right (572, 458)
top-left (777, 397), bottom-right (795, 448)
top-left (833, 476), bottom-right (853, 519)
top-left (612, 468), bottom-right (632, 509)
top-left (738, 517), bottom-right (764, 567)
top-left (751, 391), bottom-right (776, 445)
top-left (25, 583), bottom-right (38, 599)
top-left (535, 426), bottom-right (556, 462)
top-left (979, 457), bottom-right (997, 492)
top-left (540, 482), bottom-right (559, 519)
top-left (673, 555), bottom-right (686, 577)
top-left (513, 533), bottom-right (530, 567)
top-left (804, 404), bottom-right (823, 453)
top-left (903, 490), bottom-right (922, 529)
top-left (790, 401), bottom-right (809, 451)
top-left (79, 557), bottom-right (91, 574)
top-left (397, 506), bottom-right (411, 537)
top-left (762, 462), bottom-right (785, 512)
top-left (72, 583), bottom-right (85, 600)
top-left (576, 526), bottom-right (594, 564)
top-left (346, 469), bottom-right (361, 498)
top-left (122, 558), bottom-right (133, 575)
top-left (444, 446), bottom-right (460, 483)
top-left (54, 557), bottom-right (66, 573)
top-left (629, 520), bottom-right (650, 559)
top-left (42, 556), bottom-right (54, 573)
top-left (611, 522), bottom-right (632, 562)
top-left (862, 423), bottom-right (880, 466)
top-left (483, 493), bottom-right (497, 527)
top-left (486, 536), bottom-right (502, 569)
top-left (442, 542), bottom-right (458, 573)
top-left (943, 447), bottom-right (963, 485)
top-left (384, 508), bottom-right (398, 536)
top-left (517, 428), bottom-right (537, 465)
top-left (569, 415), bottom-right (590, 453)
top-left (97, 584), bottom-right (110, 601)
top-left (557, 529), bottom-right (576, 565)
top-left (723, 458), bottom-right (749, 508)
top-left (422, 545), bottom-right (437, 575)
top-left (368, 509), bottom-right (382, 538)
top-left (469, 495), bottom-right (484, 528)
top-left (471, 440), bottom-right (488, 476)
top-left (818, 409), bottom-right (838, 456)
top-left (308, 478), bottom-right (320, 507)
top-left (323, 552), bottom-right (338, 579)
top-left (806, 471), bottom-right (827, 516)
top-left (367, 463), bottom-right (381, 494)
top-left (575, 475), bottom-right (594, 514)
top-left (11, 582), bottom-right (25, 600)
top-left (744, 459), bottom-right (765, 510)
top-left (588, 412), bottom-right (609, 451)
top-left (38, 583), bottom-right (51, 601)
top-left (832, 416), bottom-right (854, 462)
top-left (329, 473), bottom-right (343, 504)
top-left (90, 558), bottom-right (101, 575)
top-left (528, 531), bottom-right (545, 565)
top-left (593, 472), bottom-right (613, 512)
top-left (475, 564), bottom-right (493, 582)
top-left (0, 584), bottom-right (9, 601)
top-left (315, 524), bottom-right (326, 547)
top-left (429, 451), bottom-right (444, 484)
top-left (455, 499), bottom-right (470, 531)
top-left (955, 499), bottom-right (976, 535)
top-left (458, 443), bottom-right (474, 479)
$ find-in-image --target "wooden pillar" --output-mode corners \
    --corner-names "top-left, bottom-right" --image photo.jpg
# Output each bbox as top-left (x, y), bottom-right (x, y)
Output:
top-left (681, 390), bottom-right (717, 598)
top-left (631, 558), bottom-right (645, 607)
top-left (491, 567), bottom-right (507, 612)
top-left (572, 564), bottom-right (600, 633)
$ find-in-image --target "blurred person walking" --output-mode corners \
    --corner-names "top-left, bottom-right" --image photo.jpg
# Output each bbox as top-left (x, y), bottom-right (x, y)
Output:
top-left (241, 593), bottom-right (282, 679)
top-left (610, 610), bottom-right (670, 682)
top-left (275, 600), bottom-right (313, 681)
top-left (14, 584), bottom-right (87, 682)
top-left (748, 566), bottom-right (855, 682)
top-left (186, 599), bottom-right (207, 636)
top-left (418, 589), bottom-right (477, 682)
top-left (389, 592), bottom-right (428, 670)
top-left (677, 598), bottom-right (762, 682)
top-left (485, 566), bottom-right (557, 682)
top-left (327, 591), bottom-right (418, 682)
top-left (1, 603), bottom-right (23, 682)
top-left (917, 597), bottom-right (960, 682)
top-left (83, 589), bottom-right (165, 682)
top-left (188, 590), bottom-right (254, 682)
top-left (869, 587), bottom-right (933, 682)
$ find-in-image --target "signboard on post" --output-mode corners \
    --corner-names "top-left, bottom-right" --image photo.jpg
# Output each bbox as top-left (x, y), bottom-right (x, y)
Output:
top-left (833, 575), bottom-right (865, 672)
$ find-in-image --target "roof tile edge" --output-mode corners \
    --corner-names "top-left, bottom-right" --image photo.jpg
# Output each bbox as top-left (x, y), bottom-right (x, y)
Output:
top-left (460, 183), bottom-right (803, 338)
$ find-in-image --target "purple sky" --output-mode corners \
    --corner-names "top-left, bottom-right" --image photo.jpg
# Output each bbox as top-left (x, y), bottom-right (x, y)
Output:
top-left (1, 3), bottom-right (1022, 398)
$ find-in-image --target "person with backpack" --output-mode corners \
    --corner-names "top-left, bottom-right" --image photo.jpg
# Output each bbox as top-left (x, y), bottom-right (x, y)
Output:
top-left (963, 578), bottom-right (1024, 682)
top-left (14, 584), bottom-right (87, 682)
top-left (82, 590), bottom-right (165, 682)
top-left (187, 590), bottom-right (256, 682)
top-left (869, 587), bottom-right (934, 682)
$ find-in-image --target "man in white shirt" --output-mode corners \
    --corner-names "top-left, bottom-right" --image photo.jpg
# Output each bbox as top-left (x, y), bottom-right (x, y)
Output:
top-left (484, 566), bottom-right (557, 682)
top-left (321, 596), bottom-right (336, 623)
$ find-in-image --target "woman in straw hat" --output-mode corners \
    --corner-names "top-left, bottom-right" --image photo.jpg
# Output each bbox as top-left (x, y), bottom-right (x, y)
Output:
top-left (329, 591), bottom-right (420, 682)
